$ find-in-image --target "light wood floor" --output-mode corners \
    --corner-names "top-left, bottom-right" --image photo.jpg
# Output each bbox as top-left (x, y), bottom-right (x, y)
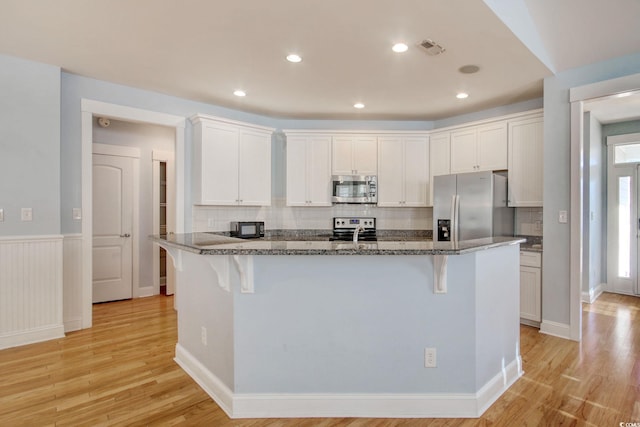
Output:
top-left (1, 293), bottom-right (639, 426)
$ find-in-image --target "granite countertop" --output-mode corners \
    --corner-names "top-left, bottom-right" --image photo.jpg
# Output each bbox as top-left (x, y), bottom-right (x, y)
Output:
top-left (150, 232), bottom-right (525, 256)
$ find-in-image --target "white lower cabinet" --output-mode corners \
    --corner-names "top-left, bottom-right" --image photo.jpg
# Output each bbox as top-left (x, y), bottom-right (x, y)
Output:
top-left (377, 136), bottom-right (429, 207)
top-left (191, 115), bottom-right (274, 206)
top-left (285, 134), bottom-right (332, 206)
top-left (520, 250), bottom-right (542, 325)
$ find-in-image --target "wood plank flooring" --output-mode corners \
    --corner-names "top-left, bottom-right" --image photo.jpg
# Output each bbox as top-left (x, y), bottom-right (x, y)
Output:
top-left (1, 292), bottom-right (639, 426)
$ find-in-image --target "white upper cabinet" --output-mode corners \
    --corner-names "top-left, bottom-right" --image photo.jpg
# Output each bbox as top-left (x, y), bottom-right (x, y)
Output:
top-left (429, 132), bottom-right (451, 206)
top-left (285, 134), bottom-right (332, 206)
top-left (331, 135), bottom-right (377, 175)
top-left (450, 129), bottom-right (477, 173)
top-left (450, 122), bottom-right (507, 173)
top-left (477, 122), bottom-right (508, 171)
top-left (191, 115), bottom-right (274, 206)
top-left (508, 115), bottom-right (543, 207)
top-left (377, 136), bottom-right (429, 207)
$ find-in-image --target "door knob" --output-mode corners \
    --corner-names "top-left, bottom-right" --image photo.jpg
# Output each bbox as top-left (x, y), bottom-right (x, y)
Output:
top-left (120, 233), bottom-right (131, 238)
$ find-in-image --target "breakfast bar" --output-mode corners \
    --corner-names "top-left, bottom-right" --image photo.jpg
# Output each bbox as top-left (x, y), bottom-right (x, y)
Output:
top-left (152, 233), bottom-right (524, 419)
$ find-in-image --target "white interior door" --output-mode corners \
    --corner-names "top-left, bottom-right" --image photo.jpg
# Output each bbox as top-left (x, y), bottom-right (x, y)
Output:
top-left (92, 154), bottom-right (133, 302)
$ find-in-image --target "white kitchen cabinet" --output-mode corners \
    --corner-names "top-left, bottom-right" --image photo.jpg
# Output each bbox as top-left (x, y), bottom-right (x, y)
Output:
top-left (429, 132), bottom-right (451, 206)
top-left (520, 250), bottom-right (542, 324)
top-left (286, 134), bottom-right (332, 206)
top-left (377, 136), bottom-right (429, 207)
top-left (191, 115), bottom-right (274, 206)
top-left (450, 122), bottom-right (507, 174)
top-left (331, 135), bottom-right (377, 175)
top-left (508, 116), bottom-right (543, 207)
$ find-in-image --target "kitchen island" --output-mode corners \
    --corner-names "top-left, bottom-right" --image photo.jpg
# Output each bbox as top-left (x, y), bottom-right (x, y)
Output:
top-left (152, 233), bottom-right (524, 419)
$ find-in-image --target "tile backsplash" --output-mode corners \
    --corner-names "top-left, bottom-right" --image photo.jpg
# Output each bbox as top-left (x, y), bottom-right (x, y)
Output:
top-left (515, 207), bottom-right (543, 237)
top-left (193, 201), bottom-right (542, 236)
top-left (193, 198), bottom-right (433, 232)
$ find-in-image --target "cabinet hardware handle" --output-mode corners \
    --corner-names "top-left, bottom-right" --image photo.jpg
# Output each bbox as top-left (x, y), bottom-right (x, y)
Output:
top-left (120, 233), bottom-right (131, 238)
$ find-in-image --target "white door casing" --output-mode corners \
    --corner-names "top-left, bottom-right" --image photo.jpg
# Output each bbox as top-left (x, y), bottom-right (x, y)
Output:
top-left (92, 153), bottom-right (134, 302)
top-left (153, 150), bottom-right (176, 296)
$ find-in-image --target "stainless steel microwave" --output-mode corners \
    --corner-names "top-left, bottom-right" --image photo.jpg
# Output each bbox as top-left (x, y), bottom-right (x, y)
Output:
top-left (331, 175), bottom-right (377, 204)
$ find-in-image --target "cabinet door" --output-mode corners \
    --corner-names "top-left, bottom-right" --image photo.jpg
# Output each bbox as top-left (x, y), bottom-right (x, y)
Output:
top-left (286, 137), bottom-right (309, 206)
top-left (199, 124), bottom-right (239, 205)
top-left (520, 265), bottom-right (541, 322)
top-left (352, 136), bottom-right (378, 175)
top-left (307, 136), bottom-right (332, 205)
top-left (377, 137), bottom-right (404, 206)
top-left (429, 132), bottom-right (450, 206)
top-left (508, 117), bottom-right (543, 207)
top-left (404, 137), bottom-right (429, 206)
top-left (238, 129), bottom-right (271, 206)
top-left (477, 122), bottom-right (507, 171)
top-left (331, 136), bottom-right (354, 175)
top-left (450, 129), bottom-right (478, 173)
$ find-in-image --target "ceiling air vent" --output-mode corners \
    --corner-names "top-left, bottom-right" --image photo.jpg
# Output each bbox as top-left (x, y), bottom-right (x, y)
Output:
top-left (419, 39), bottom-right (445, 56)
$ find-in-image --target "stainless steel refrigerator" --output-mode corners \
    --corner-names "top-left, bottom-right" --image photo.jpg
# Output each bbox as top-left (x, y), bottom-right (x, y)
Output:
top-left (433, 171), bottom-right (514, 242)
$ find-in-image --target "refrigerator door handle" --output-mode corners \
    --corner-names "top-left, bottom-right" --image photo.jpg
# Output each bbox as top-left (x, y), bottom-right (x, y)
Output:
top-left (450, 194), bottom-right (460, 241)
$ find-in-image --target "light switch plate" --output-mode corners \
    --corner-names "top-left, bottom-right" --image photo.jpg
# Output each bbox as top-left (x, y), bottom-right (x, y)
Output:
top-left (21, 208), bottom-right (33, 221)
top-left (72, 208), bottom-right (82, 220)
top-left (0, 209), bottom-right (3, 222)
top-left (559, 210), bottom-right (568, 224)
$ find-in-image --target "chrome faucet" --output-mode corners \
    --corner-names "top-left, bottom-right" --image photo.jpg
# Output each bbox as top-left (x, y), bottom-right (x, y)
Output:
top-left (353, 224), bottom-right (366, 243)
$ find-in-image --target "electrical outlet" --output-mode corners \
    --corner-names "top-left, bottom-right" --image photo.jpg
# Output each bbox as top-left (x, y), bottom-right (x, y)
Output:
top-left (201, 326), bottom-right (207, 346)
top-left (21, 208), bottom-right (33, 221)
top-left (425, 347), bottom-right (437, 368)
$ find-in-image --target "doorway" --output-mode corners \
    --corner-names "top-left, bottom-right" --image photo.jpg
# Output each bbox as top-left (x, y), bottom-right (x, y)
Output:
top-left (80, 100), bottom-right (186, 329)
top-left (606, 134), bottom-right (640, 296)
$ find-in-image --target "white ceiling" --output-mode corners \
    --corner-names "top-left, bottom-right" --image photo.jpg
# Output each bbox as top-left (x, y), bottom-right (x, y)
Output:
top-left (0, 0), bottom-right (639, 121)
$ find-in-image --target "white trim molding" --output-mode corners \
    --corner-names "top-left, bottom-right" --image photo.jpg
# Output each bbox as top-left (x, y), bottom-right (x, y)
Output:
top-left (63, 234), bottom-right (83, 332)
top-left (81, 99), bottom-right (186, 329)
top-left (539, 320), bottom-right (572, 340)
top-left (0, 235), bottom-right (65, 349)
top-left (581, 283), bottom-right (604, 304)
top-left (175, 344), bottom-right (521, 419)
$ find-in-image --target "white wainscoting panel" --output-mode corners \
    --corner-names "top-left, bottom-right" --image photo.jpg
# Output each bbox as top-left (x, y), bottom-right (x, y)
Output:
top-left (63, 234), bottom-right (83, 332)
top-left (0, 235), bottom-right (65, 349)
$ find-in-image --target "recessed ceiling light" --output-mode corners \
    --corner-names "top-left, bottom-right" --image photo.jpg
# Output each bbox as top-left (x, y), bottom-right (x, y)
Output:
top-left (392, 43), bottom-right (408, 53)
top-left (286, 54), bottom-right (302, 63)
top-left (233, 90), bottom-right (246, 97)
top-left (354, 103), bottom-right (365, 109)
top-left (456, 92), bottom-right (469, 99)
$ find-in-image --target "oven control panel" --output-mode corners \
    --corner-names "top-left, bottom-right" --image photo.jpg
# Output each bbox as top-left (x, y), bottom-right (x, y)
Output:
top-left (333, 217), bottom-right (376, 230)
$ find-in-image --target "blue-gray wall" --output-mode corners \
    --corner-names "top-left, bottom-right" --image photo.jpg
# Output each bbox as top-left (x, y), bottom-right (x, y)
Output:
top-left (542, 52), bottom-right (640, 325)
top-left (0, 54), bottom-right (60, 236)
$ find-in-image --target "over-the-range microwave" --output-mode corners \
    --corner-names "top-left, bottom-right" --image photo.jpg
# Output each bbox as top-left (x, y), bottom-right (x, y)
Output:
top-left (331, 175), bottom-right (377, 204)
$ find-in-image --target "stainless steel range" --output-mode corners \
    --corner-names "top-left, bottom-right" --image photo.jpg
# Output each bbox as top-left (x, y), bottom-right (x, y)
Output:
top-left (330, 217), bottom-right (377, 241)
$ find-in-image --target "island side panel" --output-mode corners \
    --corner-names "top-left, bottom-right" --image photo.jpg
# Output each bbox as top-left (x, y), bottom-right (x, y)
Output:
top-left (176, 251), bottom-right (236, 391)
top-left (474, 244), bottom-right (521, 389)
top-left (233, 254), bottom-right (479, 394)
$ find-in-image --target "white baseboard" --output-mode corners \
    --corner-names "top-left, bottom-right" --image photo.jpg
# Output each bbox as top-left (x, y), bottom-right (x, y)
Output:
top-left (175, 344), bottom-right (522, 419)
top-left (136, 285), bottom-right (157, 298)
top-left (64, 317), bottom-right (83, 333)
top-left (539, 320), bottom-right (572, 339)
top-left (0, 324), bottom-right (65, 350)
top-left (581, 283), bottom-right (604, 303)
